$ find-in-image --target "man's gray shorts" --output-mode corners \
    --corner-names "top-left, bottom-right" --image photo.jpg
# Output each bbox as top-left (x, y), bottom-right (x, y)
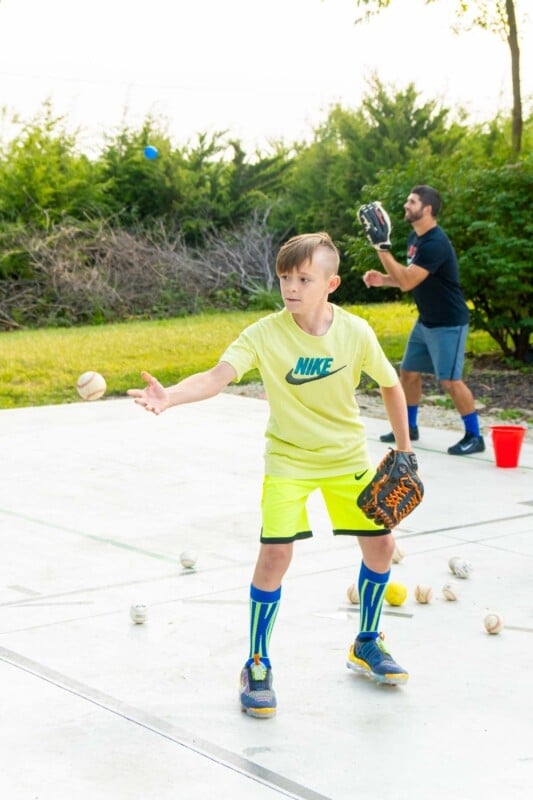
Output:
top-left (401, 320), bottom-right (468, 380)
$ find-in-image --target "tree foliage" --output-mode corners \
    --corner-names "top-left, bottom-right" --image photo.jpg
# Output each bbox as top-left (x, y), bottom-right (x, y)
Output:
top-left (0, 90), bottom-right (531, 361)
top-left (445, 157), bottom-right (533, 362)
top-left (352, 0), bottom-right (527, 156)
top-left (0, 104), bottom-right (106, 228)
top-left (98, 122), bottom-right (290, 242)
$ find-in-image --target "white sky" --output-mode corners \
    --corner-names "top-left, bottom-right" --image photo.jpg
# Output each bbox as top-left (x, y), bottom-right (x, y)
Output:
top-left (0, 0), bottom-right (531, 156)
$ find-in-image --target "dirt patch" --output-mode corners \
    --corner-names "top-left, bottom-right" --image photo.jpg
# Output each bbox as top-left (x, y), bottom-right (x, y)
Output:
top-left (459, 354), bottom-right (532, 415)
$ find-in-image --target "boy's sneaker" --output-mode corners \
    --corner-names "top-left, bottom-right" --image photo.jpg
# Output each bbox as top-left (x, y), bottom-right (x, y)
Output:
top-left (239, 654), bottom-right (277, 718)
top-left (347, 635), bottom-right (408, 685)
top-left (447, 433), bottom-right (485, 456)
top-left (380, 426), bottom-right (419, 443)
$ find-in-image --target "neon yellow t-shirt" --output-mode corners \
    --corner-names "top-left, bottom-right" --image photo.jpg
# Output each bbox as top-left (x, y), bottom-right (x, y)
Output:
top-left (220, 305), bottom-right (399, 477)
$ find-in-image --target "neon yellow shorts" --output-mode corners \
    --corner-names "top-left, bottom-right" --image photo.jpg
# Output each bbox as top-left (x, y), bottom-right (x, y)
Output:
top-left (260, 472), bottom-right (390, 543)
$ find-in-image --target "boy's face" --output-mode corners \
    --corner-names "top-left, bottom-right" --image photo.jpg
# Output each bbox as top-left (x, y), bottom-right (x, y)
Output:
top-left (278, 249), bottom-right (340, 315)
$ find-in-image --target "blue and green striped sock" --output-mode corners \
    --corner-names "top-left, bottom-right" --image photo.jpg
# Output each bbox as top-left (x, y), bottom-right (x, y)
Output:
top-left (358, 562), bottom-right (390, 641)
top-left (246, 584), bottom-right (281, 668)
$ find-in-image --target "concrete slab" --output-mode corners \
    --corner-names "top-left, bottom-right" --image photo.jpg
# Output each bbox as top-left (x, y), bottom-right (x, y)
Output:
top-left (1, 395), bottom-right (532, 800)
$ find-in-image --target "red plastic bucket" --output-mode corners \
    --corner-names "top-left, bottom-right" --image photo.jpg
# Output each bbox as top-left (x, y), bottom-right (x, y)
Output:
top-left (489, 425), bottom-right (526, 468)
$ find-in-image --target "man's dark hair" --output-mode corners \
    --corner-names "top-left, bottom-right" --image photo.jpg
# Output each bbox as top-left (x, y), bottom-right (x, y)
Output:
top-left (411, 185), bottom-right (442, 217)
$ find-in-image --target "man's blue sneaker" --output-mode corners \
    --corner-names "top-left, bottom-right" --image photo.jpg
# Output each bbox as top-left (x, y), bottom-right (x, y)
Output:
top-left (380, 426), bottom-right (419, 443)
top-left (239, 655), bottom-right (277, 718)
top-left (347, 635), bottom-right (408, 685)
top-left (448, 433), bottom-right (485, 456)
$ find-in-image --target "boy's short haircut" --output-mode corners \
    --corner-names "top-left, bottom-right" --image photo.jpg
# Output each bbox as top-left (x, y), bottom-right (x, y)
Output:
top-left (411, 185), bottom-right (442, 217)
top-left (275, 232), bottom-right (340, 276)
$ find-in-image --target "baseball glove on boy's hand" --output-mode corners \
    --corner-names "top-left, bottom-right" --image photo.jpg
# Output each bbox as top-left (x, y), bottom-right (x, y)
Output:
top-left (357, 450), bottom-right (424, 528)
top-left (358, 201), bottom-right (392, 251)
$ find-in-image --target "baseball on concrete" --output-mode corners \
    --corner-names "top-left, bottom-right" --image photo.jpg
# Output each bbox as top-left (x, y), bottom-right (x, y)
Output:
top-left (448, 556), bottom-right (461, 573)
top-left (442, 582), bottom-right (460, 601)
top-left (414, 584), bottom-right (433, 604)
top-left (392, 544), bottom-right (405, 564)
top-left (452, 559), bottom-right (473, 579)
top-left (129, 603), bottom-right (147, 624)
top-left (180, 550), bottom-right (197, 569)
top-left (484, 612), bottom-right (504, 634)
top-left (346, 583), bottom-right (359, 604)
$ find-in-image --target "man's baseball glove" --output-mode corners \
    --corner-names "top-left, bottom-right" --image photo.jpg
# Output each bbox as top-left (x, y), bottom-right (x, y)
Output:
top-left (357, 450), bottom-right (424, 528)
top-left (358, 201), bottom-right (392, 251)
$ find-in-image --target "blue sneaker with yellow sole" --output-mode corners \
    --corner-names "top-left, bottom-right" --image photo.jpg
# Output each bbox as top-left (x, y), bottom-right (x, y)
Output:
top-left (239, 654), bottom-right (277, 718)
top-left (347, 635), bottom-right (408, 685)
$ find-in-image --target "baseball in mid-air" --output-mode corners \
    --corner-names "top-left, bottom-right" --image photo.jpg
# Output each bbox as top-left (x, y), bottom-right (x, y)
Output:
top-left (76, 370), bottom-right (106, 401)
top-left (346, 583), bottom-right (359, 604)
top-left (414, 584), bottom-right (433, 604)
top-left (180, 550), bottom-right (197, 569)
top-left (129, 603), bottom-right (147, 624)
top-left (484, 612), bottom-right (504, 634)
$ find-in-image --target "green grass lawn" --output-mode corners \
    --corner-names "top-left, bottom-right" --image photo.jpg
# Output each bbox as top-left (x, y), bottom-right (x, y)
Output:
top-left (0, 303), bottom-right (498, 409)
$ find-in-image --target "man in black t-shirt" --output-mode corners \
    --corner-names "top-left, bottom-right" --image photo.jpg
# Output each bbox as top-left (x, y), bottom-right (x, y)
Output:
top-left (362, 184), bottom-right (485, 456)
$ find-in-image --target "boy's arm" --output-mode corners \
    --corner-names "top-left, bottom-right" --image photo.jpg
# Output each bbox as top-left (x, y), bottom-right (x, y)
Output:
top-left (127, 361), bottom-right (238, 415)
top-left (380, 382), bottom-right (412, 451)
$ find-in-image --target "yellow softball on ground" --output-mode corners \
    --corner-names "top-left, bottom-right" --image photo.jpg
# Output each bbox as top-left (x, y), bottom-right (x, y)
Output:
top-left (384, 582), bottom-right (408, 606)
top-left (346, 583), bottom-right (359, 604)
top-left (414, 584), bottom-right (433, 604)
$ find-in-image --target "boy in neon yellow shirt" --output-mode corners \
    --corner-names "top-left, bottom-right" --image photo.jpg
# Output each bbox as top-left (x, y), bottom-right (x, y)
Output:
top-left (128, 232), bottom-right (415, 717)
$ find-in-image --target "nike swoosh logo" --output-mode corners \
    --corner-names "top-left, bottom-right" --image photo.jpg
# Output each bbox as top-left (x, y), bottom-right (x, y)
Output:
top-left (354, 470), bottom-right (368, 481)
top-left (285, 365), bottom-right (346, 385)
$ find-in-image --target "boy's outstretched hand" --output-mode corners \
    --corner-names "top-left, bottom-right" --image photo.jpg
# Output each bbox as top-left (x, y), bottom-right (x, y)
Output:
top-left (127, 371), bottom-right (169, 415)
